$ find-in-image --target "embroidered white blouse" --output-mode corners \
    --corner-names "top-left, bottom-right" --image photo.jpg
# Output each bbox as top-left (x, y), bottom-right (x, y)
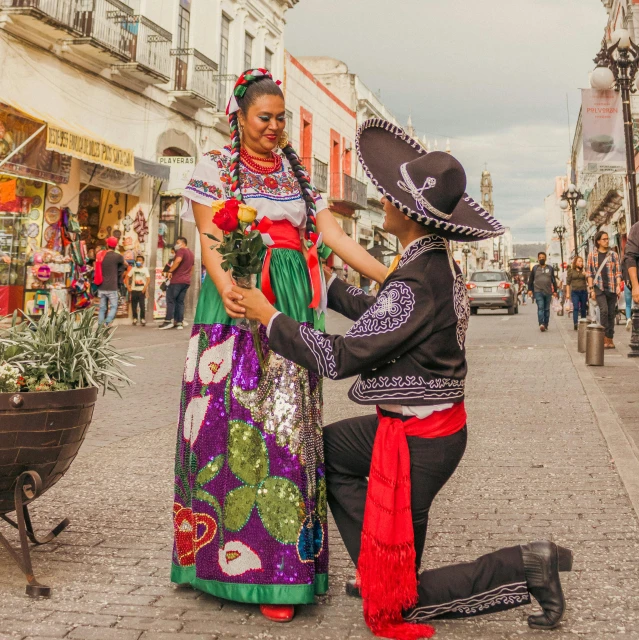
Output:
top-left (180, 148), bottom-right (327, 228)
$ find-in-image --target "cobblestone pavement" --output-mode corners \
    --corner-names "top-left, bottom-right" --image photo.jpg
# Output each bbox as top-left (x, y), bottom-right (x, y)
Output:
top-left (1, 304), bottom-right (639, 639)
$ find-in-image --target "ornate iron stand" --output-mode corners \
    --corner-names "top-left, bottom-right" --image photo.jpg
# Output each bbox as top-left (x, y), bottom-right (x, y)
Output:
top-left (0, 471), bottom-right (70, 597)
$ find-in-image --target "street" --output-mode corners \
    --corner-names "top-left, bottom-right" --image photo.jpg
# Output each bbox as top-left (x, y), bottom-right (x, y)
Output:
top-left (1, 303), bottom-right (639, 640)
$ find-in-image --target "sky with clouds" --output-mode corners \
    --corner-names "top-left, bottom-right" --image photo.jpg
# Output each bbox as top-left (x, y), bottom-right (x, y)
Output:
top-left (285, 0), bottom-right (608, 242)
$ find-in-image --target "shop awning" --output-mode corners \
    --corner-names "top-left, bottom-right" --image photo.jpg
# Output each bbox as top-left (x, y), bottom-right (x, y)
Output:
top-left (134, 156), bottom-right (170, 181)
top-left (1, 101), bottom-right (135, 174)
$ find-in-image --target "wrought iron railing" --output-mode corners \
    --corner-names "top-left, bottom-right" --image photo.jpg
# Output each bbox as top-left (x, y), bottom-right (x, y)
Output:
top-left (212, 74), bottom-right (237, 113)
top-left (74, 0), bottom-right (135, 59)
top-left (342, 173), bottom-right (368, 208)
top-left (171, 48), bottom-right (217, 106)
top-left (1, 0), bottom-right (81, 31)
top-left (312, 158), bottom-right (328, 193)
top-left (586, 174), bottom-right (624, 224)
top-left (129, 15), bottom-right (172, 79)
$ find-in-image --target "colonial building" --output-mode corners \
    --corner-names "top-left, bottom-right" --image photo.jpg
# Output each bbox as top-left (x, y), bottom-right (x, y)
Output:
top-left (0, 0), bottom-right (298, 320)
top-left (296, 57), bottom-right (401, 267)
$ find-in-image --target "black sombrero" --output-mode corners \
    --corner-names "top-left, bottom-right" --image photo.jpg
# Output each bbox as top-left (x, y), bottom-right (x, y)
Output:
top-left (356, 118), bottom-right (505, 242)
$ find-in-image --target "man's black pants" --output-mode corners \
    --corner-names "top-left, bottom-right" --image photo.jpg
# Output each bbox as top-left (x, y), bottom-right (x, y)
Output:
top-left (165, 283), bottom-right (189, 324)
top-left (595, 286), bottom-right (617, 339)
top-left (324, 414), bottom-right (530, 620)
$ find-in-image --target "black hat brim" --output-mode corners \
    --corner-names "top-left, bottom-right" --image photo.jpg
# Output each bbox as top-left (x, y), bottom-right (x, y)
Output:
top-left (356, 119), bottom-right (505, 242)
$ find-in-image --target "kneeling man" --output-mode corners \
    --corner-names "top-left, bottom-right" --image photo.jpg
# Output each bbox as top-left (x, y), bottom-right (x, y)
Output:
top-left (234, 119), bottom-right (572, 639)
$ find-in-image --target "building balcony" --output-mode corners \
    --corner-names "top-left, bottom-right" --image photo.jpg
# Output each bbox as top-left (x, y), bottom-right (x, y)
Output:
top-left (0, 0), bottom-right (82, 42)
top-left (112, 15), bottom-right (172, 84)
top-left (329, 173), bottom-right (367, 210)
top-left (211, 74), bottom-right (237, 114)
top-left (170, 49), bottom-right (217, 110)
top-left (66, 0), bottom-right (136, 64)
top-left (586, 174), bottom-right (624, 226)
top-left (299, 157), bottom-right (328, 194)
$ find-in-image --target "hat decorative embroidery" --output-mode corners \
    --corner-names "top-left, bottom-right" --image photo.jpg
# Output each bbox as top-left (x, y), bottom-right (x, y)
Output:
top-left (397, 164), bottom-right (452, 221)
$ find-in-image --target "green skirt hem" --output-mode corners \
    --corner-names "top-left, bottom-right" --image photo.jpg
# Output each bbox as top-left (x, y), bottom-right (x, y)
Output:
top-left (171, 564), bottom-right (328, 604)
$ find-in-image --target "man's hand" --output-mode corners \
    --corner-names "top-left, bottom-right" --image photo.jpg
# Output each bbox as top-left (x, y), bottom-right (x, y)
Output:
top-left (0, 255), bottom-right (10, 265)
top-left (528, 290), bottom-right (533, 298)
top-left (221, 283), bottom-right (246, 319)
top-left (231, 286), bottom-right (277, 326)
top-left (633, 286), bottom-right (639, 305)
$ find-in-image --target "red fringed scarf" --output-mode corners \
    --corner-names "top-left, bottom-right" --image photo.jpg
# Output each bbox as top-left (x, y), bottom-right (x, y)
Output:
top-left (358, 402), bottom-right (467, 639)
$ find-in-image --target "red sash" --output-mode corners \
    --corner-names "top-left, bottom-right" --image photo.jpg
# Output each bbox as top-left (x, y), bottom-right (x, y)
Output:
top-left (260, 219), bottom-right (322, 309)
top-left (358, 402), bottom-right (467, 639)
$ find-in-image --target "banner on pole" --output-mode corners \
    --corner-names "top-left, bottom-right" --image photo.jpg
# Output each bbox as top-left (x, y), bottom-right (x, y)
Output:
top-left (581, 89), bottom-right (626, 173)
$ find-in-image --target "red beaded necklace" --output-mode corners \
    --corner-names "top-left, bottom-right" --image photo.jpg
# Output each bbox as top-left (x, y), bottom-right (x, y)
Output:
top-left (240, 147), bottom-right (282, 174)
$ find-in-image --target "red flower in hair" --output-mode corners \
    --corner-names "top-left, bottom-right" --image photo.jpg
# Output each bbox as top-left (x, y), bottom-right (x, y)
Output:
top-left (263, 176), bottom-right (278, 190)
top-left (213, 199), bottom-right (240, 233)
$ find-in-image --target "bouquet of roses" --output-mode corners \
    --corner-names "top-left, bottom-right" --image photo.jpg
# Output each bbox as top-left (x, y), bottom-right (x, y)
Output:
top-left (207, 198), bottom-right (267, 371)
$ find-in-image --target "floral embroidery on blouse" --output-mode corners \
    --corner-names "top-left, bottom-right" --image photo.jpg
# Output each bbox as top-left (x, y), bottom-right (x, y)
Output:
top-left (184, 179), bottom-right (224, 200)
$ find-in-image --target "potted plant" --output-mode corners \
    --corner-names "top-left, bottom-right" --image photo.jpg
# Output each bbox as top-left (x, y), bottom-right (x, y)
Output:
top-left (0, 308), bottom-right (133, 597)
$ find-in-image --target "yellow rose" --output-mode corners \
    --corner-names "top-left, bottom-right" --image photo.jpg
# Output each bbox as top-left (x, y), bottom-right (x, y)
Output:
top-left (237, 204), bottom-right (258, 224)
top-left (211, 200), bottom-right (226, 214)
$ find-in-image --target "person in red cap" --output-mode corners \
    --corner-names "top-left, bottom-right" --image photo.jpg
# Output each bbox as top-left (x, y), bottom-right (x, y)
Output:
top-left (96, 237), bottom-right (125, 327)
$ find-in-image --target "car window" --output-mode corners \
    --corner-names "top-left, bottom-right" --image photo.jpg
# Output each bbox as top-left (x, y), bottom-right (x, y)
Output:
top-left (471, 272), bottom-right (504, 282)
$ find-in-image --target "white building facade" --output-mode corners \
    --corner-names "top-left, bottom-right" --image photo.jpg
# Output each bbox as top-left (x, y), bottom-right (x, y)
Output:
top-left (0, 0), bottom-right (297, 319)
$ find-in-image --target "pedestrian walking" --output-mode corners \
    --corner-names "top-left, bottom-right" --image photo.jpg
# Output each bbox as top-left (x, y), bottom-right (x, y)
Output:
top-left (170, 69), bottom-right (387, 623)
top-left (566, 256), bottom-right (588, 330)
top-left (159, 237), bottom-right (194, 330)
top-left (587, 230), bottom-right (622, 349)
top-left (527, 252), bottom-right (557, 332)
top-left (95, 236), bottom-right (125, 327)
top-left (127, 255), bottom-right (150, 326)
top-left (237, 119), bottom-right (573, 636)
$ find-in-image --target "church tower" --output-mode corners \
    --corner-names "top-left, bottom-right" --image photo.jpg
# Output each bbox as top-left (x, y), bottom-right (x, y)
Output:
top-left (480, 167), bottom-right (494, 215)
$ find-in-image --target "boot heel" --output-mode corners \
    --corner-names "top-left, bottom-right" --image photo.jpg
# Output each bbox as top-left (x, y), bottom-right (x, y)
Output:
top-left (557, 546), bottom-right (573, 572)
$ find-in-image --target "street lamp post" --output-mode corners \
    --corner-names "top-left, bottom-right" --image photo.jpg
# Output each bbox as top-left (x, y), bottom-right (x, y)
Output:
top-left (591, 29), bottom-right (639, 357)
top-left (592, 30), bottom-right (639, 226)
top-left (553, 224), bottom-right (567, 272)
top-left (462, 245), bottom-right (471, 278)
top-left (559, 186), bottom-right (587, 261)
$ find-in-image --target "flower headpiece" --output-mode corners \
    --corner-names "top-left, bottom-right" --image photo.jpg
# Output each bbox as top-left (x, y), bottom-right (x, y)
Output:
top-left (226, 68), bottom-right (282, 115)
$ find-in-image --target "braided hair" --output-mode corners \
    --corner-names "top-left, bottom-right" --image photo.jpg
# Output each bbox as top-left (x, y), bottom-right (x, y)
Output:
top-left (228, 69), bottom-right (318, 238)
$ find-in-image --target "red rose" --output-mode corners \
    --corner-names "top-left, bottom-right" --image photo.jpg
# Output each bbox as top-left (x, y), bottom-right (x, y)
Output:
top-left (263, 176), bottom-right (278, 190)
top-left (213, 199), bottom-right (239, 232)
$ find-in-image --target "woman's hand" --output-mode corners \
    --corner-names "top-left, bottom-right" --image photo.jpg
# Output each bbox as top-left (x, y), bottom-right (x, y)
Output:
top-left (222, 283), bottom-right (247, 319)
top-left (633, 286), bottom-right (639, 305)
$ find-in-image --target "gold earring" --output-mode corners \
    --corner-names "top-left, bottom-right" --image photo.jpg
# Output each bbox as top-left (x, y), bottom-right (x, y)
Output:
top-left (278, 130), bottom-right (289, 149)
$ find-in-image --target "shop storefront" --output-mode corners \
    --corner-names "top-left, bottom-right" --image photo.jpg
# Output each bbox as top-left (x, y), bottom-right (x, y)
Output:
top-left (0, 102), bottom-right (168, 321)
top-left (154, 156), bottom-right (195, 320)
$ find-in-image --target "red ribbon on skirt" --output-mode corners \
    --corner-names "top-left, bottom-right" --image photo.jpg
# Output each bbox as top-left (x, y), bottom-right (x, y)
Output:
top-left (258, 219), bottom-right (322, 309)
top-left (358, 402), bottom-right (467, 639)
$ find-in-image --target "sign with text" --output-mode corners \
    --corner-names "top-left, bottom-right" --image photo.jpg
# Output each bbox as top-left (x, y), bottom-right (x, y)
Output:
top-left (581, 89), bottom-right (625, 173)
top-left (158, 156), bottom-right (196, 195)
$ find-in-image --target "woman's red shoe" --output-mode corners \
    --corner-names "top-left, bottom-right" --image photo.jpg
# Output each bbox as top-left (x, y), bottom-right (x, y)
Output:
top-left (259, 604), bottom-right (295, 622)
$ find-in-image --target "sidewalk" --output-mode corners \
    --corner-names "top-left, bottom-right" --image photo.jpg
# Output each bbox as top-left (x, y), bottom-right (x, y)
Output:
top-left (0, 307), bottom-right (638, 639)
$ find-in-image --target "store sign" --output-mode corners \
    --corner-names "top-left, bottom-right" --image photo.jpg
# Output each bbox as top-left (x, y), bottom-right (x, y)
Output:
top-left (158, 156), bottom-right (195, 194)
top-left (46, 125), bottom-right (135, 174)
top-left (581, 89), bottom-right (626, 173)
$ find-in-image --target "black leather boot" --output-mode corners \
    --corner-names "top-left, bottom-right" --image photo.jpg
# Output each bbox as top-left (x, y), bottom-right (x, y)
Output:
top-left (522, 541), bottom-right (571, 629)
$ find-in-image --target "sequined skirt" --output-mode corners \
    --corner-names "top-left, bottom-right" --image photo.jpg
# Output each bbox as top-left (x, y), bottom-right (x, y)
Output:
top-left (171, 248), bottom-right (328, 604)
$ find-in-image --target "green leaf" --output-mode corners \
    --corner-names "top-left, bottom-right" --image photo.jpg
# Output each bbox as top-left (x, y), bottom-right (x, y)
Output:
top-left (204, 232), bottom-right (221, 242)
top-left (228, 421), bottom-right (269, 486)
top-left (256, 477), bottom-right (305, 545)
top-left (196, 454), bottom-right (225, 486)
top-left (224, 485), bottom-right (257, 532)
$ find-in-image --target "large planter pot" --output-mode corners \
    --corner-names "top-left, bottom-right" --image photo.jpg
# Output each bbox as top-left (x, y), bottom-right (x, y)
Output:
top-left (0, 387), bottom-right (98, 597)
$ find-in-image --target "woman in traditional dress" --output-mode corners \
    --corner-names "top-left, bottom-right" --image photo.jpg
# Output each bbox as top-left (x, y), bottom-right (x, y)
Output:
top-left (171, 69), bottom-right (387, 622)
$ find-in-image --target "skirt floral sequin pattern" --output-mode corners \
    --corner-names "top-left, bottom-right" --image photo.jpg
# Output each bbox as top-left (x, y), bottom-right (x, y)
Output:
top-left (171, 323), bottom-right (328, 604)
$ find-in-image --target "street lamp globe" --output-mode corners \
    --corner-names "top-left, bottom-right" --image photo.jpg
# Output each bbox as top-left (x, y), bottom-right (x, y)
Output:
top-left (568, 184), bottom-right (577, 193)
top-left (613, 28), bottom-right (632, 50)
top-left (591, 65), bottom-right (615, 90)
top-left (577, 198), bottom-right (587, 210)
top-left (559, 199), bottom-right (569, 210)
